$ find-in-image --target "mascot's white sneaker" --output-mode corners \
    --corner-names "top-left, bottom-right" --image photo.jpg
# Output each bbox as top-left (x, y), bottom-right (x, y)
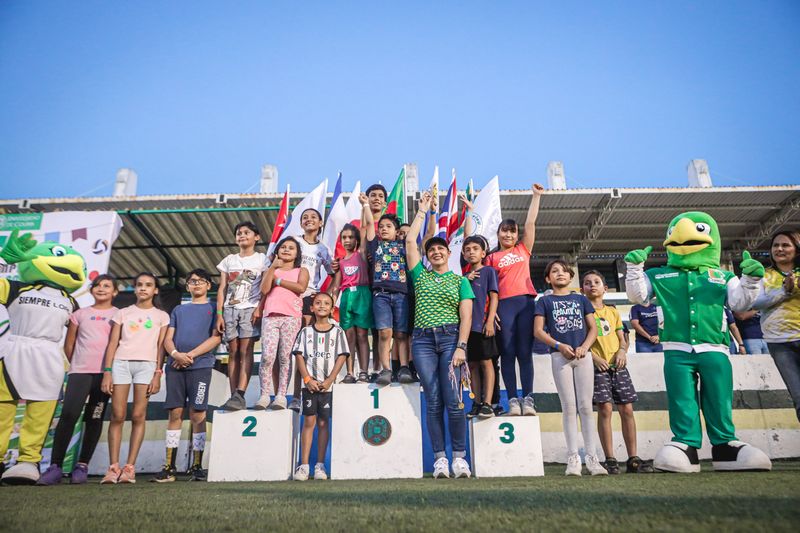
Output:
top-left (1, 461), bottom-right (41, 485)
top-left (654, 442), bottom-right (701, 473)
top-left (712, 441), bottom-right (772, 472)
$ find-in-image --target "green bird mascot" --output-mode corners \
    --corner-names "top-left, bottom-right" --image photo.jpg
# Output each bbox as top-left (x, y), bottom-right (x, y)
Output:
top-left (625, 212), bottom-right (772, 472)
top-left (0, 229), bottom-right (85, 484)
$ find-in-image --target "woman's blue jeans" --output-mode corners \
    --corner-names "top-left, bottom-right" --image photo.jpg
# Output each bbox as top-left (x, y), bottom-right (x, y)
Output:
top-left (412, 324), bottom-right (466, 459)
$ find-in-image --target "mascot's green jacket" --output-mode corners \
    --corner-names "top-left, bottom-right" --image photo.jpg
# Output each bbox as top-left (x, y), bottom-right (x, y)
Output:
top-left (625, 212), bottom-right (771, 472)
top-left (0, 229), bottom-right (85, 484)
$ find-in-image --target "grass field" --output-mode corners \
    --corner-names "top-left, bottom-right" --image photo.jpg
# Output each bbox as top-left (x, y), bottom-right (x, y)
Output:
top-left (3, 462), bottom-right (800, 532)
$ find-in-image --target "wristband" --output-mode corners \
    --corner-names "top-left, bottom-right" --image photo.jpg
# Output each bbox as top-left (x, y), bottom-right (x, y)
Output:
top-left (275, 277), bottom-right (282, 287)
top-left (170, 349), bottom-right (178, 356)
top-left (217, 310), bottom-right (223, 315)
top-left (429, 209), bottom-right (436, 214)
top-left (303, 375), bottom-right (312, 384)
top-left (103, 367), bottom-right (112, 372)
top-left (554, 341), bottom-right (560, 350)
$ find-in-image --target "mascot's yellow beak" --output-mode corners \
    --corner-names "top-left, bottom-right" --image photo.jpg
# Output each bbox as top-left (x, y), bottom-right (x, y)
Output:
top-left (663, 217), bottom-right (713, 255)
top-left (32, 254), bottom-right (86, 291)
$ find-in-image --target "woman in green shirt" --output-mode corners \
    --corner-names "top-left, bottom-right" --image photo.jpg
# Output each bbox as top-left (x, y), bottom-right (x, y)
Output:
top-left (406, 191), bottom-right (474, 479)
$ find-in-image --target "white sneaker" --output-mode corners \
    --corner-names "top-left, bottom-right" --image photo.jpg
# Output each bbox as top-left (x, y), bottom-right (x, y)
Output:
top-left (269, 395), bottom-right (287, 410)
top-left (585, 454), bottom-right (609, 476)
top-left (452, 457), bottom-right (471, 479)
top-left (288, 397), bottom-right (301, 413)
top-left (294, 464), bottom-right (309, 481)
top-left (254, 395), bottom-right (271, 410)
top-left (522, 395), bottom-right (537, 416)
top-left (565, 453), bottom-right (582, 476)
top-left (507, 397), bottom-right (522, 416)
top-left (313, 463), bottom-right (328, 480)
top-left (432, 457), bottom-right (450, 479)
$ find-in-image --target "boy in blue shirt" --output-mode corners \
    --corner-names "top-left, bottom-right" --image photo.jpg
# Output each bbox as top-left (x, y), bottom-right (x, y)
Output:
top-left (629, 302), bottom-right (662, 353)
top-left (153, 269), bottom-right (221, 482)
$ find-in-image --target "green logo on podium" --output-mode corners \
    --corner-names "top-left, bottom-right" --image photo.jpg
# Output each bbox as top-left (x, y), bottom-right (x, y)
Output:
top-left (362, 415), bottom-right (392, 446)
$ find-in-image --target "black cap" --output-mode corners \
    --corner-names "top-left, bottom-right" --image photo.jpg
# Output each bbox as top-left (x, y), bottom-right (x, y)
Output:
top-left (424, 236), bottom-right (450, 254)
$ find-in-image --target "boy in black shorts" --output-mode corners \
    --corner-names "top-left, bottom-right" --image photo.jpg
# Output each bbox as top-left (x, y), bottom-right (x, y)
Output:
top-left (154, 269), bottom-right (221, 482)
top-left (292, 293), bottom-right (350, 481)
top-left (462, 236), bottom-right (499, 418)
top-left (582, 270), bottom-right (653, 474)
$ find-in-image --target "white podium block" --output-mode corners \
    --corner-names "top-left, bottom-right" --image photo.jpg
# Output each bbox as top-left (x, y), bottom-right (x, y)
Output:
top-left (470, 416), bottom-right (545, 477)
top-left (331, 383), bottom-right (423, 480)
top-left (207, 409), bottom-right (298, 482)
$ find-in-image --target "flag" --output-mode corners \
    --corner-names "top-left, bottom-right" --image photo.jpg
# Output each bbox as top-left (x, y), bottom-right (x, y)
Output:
top-left (457, 178), bottom-right (475, 229)
top-left (448, 175), bottom-right (503, 273)
top-left (437, 169), bottom-right (458, 240)
top-left (266, 185), bottom-right (291, 258)
top-left (283, 178), bottom-right (328, 239)
top-left (321, 172), bottom-right (345, 257)
top-left (344, 180), bottom-right (362, 228)
top-left (384, 168), bottom-right (406, 223)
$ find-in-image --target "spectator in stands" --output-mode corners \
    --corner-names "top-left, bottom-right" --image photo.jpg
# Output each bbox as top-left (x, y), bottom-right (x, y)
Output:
top-left (752, 230), bottom-right (800, 422)
top-left (733, 310), bottom-right (769, 354)
top-left (216, 221), bottom-right (267, 411)
top-left (292, 293), bottom-right (350, 481)
top-left (406, 191), bottom-right (474, 479)
top-left (485, 183), bottom-right (544, 416)
top-left (725, 307), bottom-right (746, 355)
top-left (629, 301), bottom-right (663, 352)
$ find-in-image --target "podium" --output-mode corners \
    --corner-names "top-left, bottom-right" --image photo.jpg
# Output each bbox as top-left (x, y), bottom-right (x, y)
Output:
top-left (469, 416), bottom-right (544, 477)
top-left (330, 383), bottom-right (423, 479)
top-left (207, 409), bottom-right (299, 482)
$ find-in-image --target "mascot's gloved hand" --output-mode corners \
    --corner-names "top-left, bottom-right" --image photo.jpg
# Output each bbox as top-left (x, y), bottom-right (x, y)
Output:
top-left (739, 250), bottom-right (765, 279)
top-left (0, 229), bottom-right (37, 265)
top-left (625, 245), bottom-right (652, 265)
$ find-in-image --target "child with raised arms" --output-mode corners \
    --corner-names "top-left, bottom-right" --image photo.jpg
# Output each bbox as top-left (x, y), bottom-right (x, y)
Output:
top-left (485, 183), bottom-right (543, 416)
top-left (217, 221), bottom-right (267, 411)
top-left (38, 275), bottom-right (118, 485)
top-left (582, 270), bottom-right (653, 474)
top-left (152, 269), bottom-right (221, 483)
top-left (329, 223), bottom-right (373, 383)
top-left (534, 260), bottom-right (607, 476)
top-left (100, 272), bottom-right (169, 484)
top-left (293, 292), bottom-right (350, 481)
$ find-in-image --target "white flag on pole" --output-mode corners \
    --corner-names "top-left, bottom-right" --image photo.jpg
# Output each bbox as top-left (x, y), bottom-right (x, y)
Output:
top-left (448, 175), bottom-right (503, 272)
top-left (283, 178), bottom-right (329, 240)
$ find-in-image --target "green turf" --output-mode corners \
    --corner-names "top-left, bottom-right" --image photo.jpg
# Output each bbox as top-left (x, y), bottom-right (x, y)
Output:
top-left (3, 462), bottom-right (800, 532)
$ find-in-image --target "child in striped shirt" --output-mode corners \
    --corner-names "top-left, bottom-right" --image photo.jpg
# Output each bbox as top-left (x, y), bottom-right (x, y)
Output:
top-left (292, 292), bottom-right (350, 481)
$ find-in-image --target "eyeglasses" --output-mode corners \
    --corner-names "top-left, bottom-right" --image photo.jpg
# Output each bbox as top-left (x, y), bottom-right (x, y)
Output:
top-left (187, 279), bottom-right (208, 286)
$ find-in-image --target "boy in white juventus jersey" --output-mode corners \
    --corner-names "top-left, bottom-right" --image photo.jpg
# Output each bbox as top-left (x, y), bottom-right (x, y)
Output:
top-left (292, 293), bottom-right (349, 481)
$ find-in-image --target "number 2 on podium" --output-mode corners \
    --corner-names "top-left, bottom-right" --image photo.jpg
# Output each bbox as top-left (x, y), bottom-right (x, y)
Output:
top-left (498, 422), bottom-right (515, 444)
top-left (370, 388), bottom-right (379, 409)
top-left (242, 415), bottom-right (257, 437)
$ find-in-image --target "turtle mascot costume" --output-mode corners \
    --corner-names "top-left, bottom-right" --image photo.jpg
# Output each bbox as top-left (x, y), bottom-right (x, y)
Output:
top-left (625, 212), bottom-right (772, 472)
top-left (0, 229), bottom-right (85, 484)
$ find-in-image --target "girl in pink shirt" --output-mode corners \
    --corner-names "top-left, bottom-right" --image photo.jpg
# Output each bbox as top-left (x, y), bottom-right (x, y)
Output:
top-left (330, 224), bottom-right (374, 383)
top-left (485, 183), bottom-right (543, 416)
top-left (253, 237), bottom-right (309, 410)
top-left (38, 275), bottom-right (119, 485)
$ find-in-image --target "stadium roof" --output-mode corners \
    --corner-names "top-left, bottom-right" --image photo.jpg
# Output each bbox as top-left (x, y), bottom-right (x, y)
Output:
top-left (1, 184), bottom-right (798, 285)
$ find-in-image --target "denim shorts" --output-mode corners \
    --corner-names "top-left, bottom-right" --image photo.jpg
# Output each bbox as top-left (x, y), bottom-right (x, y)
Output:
top-left (372, 291), bottom-right (409, 333)
top-left (223, 306), bottom-right (259, 342)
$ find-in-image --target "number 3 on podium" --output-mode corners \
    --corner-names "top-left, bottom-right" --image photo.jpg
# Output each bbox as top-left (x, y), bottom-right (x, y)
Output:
top-left (498, 422), bottom-right (515, 444)
top-left (242, 415), bottom-right (258, 437)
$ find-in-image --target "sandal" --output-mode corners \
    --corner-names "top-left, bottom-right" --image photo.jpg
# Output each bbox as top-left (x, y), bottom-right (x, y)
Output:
top-left (342, 374), bottom-right (357, 384)
top-left (357, 371), bottom-right (369, 383)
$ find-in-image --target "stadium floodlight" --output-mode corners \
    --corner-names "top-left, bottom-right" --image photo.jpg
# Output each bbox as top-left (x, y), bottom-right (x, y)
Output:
top-left (688, 159), bottom-right (713, 188)
top-left (113, 168), bottom-right (138, 197)
top-left (547, 161), bottom-right (566, 190)
top-left (260, 164), bottom-right (279, 193)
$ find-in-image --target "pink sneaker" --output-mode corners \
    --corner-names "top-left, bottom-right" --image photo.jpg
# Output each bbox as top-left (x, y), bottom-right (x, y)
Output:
top-left (100, 464), bottom-right (121, 484)
top-left (118, 464), bottom-right (136, 484)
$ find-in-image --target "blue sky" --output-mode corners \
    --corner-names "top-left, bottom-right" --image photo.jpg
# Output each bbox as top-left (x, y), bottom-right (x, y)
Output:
top-left (1, 1), bottom-right (798, 199)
